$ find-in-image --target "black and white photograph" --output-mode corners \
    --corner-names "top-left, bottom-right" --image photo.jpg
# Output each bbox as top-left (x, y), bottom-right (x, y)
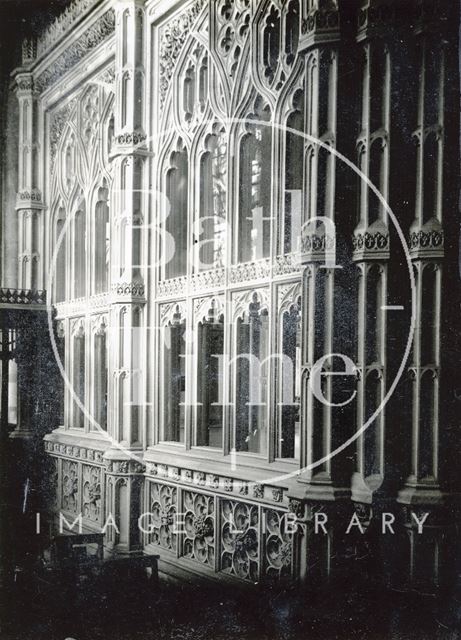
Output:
top-left (0, 0), bottom-right (460, 638)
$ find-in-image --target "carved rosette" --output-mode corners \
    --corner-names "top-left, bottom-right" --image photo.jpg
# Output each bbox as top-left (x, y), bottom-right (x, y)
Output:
top-left (182, 490), bottom-right (215, 566)
top-left (264, 509), bottom-right (293, 579)
top-left (353, 502), bottom-right (373, 531)
top-left (149, 482), bottom-right (177, 551)
top-left (220, 499), bottom-right (259, 581)
top-left (288, 498), bottom-right (305, 520)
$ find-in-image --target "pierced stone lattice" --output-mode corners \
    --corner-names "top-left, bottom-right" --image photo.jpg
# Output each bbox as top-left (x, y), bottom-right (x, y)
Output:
top-left (215, 0), bottom-right (251, 79)
top-left (81, 87), bottom-right (99, 148)
top-left (182, 490), bottom-right (215, 566)
top-left (148, 482), bottom-right (177, 551)
top-left (62, 460), bottom-right (78, 513)
top-left (82, 465), bottom-right (102, 523)
top-left (220, 499), bottom-right (259, 581)
top-left (263, 509), bottom-right (293, 579)
top-left (50, 98), bottom-right (77, 165)
top-left (158, 0), bottom-right (206, 110)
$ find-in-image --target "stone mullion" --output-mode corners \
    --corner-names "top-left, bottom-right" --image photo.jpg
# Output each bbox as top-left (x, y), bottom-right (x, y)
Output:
top-left (290, 1), bottom-right (355, 585)
top-left (351, 2), bottom-right (393, 509)
top-left (298, 43), bottom-right (342, 498)
top-left (11, 49), bottom-right (47, 445)
top-left (355, 265), bottom-right (366, 482)
top-left (400, 22), bottom-right (445, 500)
top-left (392, 0), bottom-right (460, 594)
top-left (103, 0), bottom-right (147, 554)
top-left (15, 69), bottom-right (44, 291)
top-left (300, 264), bottom-right (315, 478)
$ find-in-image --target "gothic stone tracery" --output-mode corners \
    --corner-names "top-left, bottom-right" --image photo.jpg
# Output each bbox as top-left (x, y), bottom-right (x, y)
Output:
top-left (6, 0), bottom-right (460, 591)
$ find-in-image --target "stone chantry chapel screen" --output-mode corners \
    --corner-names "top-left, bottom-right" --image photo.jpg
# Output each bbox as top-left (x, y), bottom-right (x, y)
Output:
top-left (1, 0), bottom-right (460, 596)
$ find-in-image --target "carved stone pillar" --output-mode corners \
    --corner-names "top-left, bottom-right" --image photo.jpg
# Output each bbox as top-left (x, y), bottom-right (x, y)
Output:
top-left (15, 43), bottom-right (44, 291)
top-left (297, 0), bottom-right (345, 496)
top-left (349, 0), bottom-right (395, 515)
top-left (290, 0), bottom-right (354, 585)
top-left (103, 0), bottom-right (147, 553)
top-left (104, 458), bottom-right (145, 554)
top-left (395, 0), bottom-right (460, 594)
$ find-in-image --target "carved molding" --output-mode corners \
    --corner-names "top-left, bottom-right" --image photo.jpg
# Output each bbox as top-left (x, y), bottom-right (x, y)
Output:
top-left (17, 189), bottom-right (43, 205)
top-left (54, 293), bottom-right (111, 319)
top-left (112, 281), bottom-right (146, 301)
top-left (301, 232), bottom-right (337, 264)
top-left (274, 254), bottom-right (302, 277)
top-left (105, 460), bottom-right (145, 475)
top-left (35, 9), bottom-right (116, 94)
top-left (16, 75), bottom-right (34, 93)
top-left (409, 229), bottom-right (444, 257)
top-left (36, 0), bottom-right (100, 59)
top-left (45, 440), bottom-right (105, 464)
top-left (0, 288), bottom-right (46, 305)
top-left (145, 460), bottom-right (287, 506)
top-left (157, 276), bottom-right (188, 298)
top-left (158, 0), bottom-right (206, 110)
top-left (352, 230), bottom-right (390, 261)
top-left (299, 8), bottom-right (339, 57)
top-left (115, 131), bottom-right (147, 146)
top-left (229, 258), bottom-right (271, 284)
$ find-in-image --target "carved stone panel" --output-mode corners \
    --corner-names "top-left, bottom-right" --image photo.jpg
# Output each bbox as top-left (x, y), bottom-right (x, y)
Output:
top-left (220, 499), bottom-right (259, 581)
top-left (61, 459), bottom-right (79, 514)
top-left (263, 508), bottom-right (293, 579)
top-left (148, 481), bottom-right (177, 552)
top-left (82, 464), bottom-right (102, 523)
top-left (182, 490), bottom-right (215, 567)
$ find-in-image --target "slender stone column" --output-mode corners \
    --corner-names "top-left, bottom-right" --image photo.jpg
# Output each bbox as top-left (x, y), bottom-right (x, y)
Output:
top-left (297, 0), bottom-right (345, 498)
top-left (103, 0), bottom-right (147, 554)
top-left (396, 0), bottom-right (460, 593)
top-left (9, 41), bottom-right (47, 442)
top-left (350, 0), bottom-right (394, 510)
top-left (14, 40), bottom-right (44, 291)
top-left (289, 0), bottom-right (355, 584)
